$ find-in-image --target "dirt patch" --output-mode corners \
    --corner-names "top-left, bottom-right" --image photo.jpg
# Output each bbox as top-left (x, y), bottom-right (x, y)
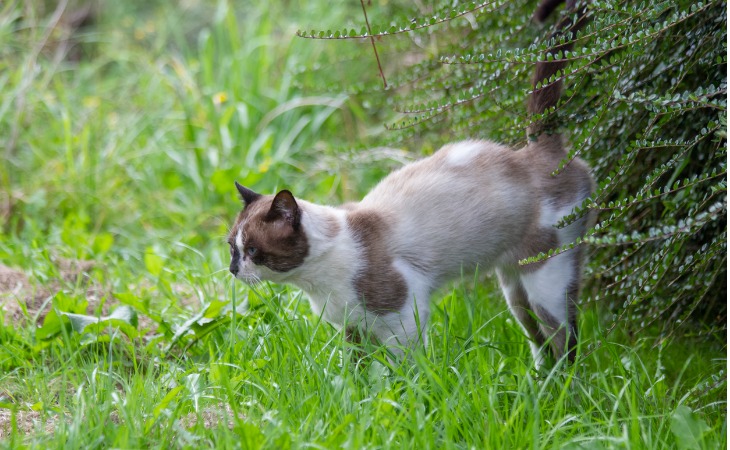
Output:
top-left (0, 257), bottom-right (213, 337)
top-left (0, 409), bottom-right (57, 439)
top-left (56, 258), bottom-right (96, 283)
top-left (0, 265), bottom-right (30, 295)
top-left (0, 258), bottom-right (100, 325)
top-left (179, 403), bottom-right (245, 429)
top-left (0, 264), bottom-right (40, 322)
top-left (0, 401), bottom-right (246, 441)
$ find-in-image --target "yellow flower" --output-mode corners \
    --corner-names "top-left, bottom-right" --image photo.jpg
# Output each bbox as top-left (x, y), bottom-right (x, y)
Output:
top-left (83, 96), bottom-right (101, 109)
top-left (212, 92), bottom-right (228, 106)
top-left (257, 157), bottom-right (272, 173)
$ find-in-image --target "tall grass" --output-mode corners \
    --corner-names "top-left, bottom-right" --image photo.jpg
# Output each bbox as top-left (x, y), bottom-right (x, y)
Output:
top-left (0, 1), bottom-right (725, 448)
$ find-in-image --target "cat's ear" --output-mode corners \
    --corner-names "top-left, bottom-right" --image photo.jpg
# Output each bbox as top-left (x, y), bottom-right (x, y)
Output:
top-left (266, 190), bottom-right (301, 228)
top-left (235, 181), bottom-right (261, 207)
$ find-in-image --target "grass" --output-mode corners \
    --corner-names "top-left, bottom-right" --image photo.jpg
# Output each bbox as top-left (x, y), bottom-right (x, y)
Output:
top-left (0, 0), bottom-right (726, 448)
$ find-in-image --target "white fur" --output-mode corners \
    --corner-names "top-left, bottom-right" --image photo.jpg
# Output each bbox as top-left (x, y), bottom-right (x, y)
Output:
top-left (520, 252), bottom-right (574, 324)
top-left (232, 228), bottom-right (246, 280)
top-left (445, 141), bottom-right (483, 167)
top-left (235, 228), bottom-right (244, 250)
top-left (289, 140), bottom-right (537, 355)
top-left (525, 199), bottom-right (581, 323)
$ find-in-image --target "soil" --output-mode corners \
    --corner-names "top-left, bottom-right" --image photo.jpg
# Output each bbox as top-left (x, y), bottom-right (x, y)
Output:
top-left (0, 258), bottom-right (98, 325)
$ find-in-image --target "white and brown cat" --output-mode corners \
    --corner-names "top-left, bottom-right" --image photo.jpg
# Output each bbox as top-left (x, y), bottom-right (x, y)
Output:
top-left (227, 0), bottom-right (594, 366)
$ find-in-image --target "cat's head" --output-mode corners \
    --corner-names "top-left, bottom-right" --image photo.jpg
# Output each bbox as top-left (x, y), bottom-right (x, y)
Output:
top-left (227, 182), bottom-right (309, 283)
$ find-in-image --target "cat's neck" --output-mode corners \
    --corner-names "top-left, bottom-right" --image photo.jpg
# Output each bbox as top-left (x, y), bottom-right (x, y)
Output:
top-left (283, 201), bottom-right (361, 296)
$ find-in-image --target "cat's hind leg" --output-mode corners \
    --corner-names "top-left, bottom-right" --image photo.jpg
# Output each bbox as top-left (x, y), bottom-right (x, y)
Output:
top-left (518, 249), bottom-right (580, 362)
top-left (496, 267), bottom-right (548, 367)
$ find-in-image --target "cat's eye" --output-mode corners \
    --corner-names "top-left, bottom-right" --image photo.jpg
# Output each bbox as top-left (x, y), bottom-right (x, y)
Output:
top-left (247, 246), bottom-right (258, 257)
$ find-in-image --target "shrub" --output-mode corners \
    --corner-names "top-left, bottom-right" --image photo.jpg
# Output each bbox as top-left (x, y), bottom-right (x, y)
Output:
top-left (297, 0), bottom-right (727, 342)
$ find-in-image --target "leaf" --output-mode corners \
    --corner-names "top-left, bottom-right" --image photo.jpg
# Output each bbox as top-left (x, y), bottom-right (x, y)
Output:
top-left (144, 249), bottom-right (165, 277)
top-left (670, 405), bottom-right (711, 450)
top-left (151, 385), bottom-right (185, 423)
top-left (92, 232), bottom-right (114, 254)
top-left (184, 373), bottom-right (203, 412)
top-left (36, 308), bottom-right (66, 341)
top-left (36, 292), bottom-right (88, 341)
top-left (167, 300), bottom-right (231, 350)
top-left (60, 306), bottom-right (139, 339)
top-left (62, 312), bottom-right (100, 333)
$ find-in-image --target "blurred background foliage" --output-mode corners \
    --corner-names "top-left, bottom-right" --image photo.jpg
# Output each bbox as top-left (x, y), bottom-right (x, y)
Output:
top-left (2, 0), bottom-right (370, 266)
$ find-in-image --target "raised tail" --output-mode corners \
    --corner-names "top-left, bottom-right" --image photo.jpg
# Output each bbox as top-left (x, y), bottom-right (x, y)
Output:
top-left (527, 0), bottom-right (588, 136)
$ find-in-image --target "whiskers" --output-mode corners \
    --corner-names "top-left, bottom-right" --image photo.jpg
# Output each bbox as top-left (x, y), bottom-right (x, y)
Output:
top-left (243, 273), bottom-right (265, 291)
top-left (211, 267), bottom-right (264, 294)
top-left (209, 267), bottom-right (231, 276)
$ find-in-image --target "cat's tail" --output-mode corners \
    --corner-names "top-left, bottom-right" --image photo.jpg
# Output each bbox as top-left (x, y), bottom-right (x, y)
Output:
top-left (527, 0), bottom-right (588, 136)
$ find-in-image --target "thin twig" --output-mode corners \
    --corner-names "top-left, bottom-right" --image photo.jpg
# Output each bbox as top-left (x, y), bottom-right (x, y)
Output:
top-left (359, 0), bottom-right (387, 88)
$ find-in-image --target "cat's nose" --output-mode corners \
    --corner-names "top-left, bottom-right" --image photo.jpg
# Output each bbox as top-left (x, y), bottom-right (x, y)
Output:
top-left (229, 262), bottom-right (239, 276)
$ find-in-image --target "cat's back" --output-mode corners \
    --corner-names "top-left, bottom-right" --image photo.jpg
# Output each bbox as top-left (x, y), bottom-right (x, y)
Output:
top-left (361, 140), bottom-right (533, 207)
top-left (357, 140), bottom-right (538, 278)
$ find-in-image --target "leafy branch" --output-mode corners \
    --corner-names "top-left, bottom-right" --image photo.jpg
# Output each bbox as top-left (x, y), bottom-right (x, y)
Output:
top-left (296, 1), bottom-right (502, 40)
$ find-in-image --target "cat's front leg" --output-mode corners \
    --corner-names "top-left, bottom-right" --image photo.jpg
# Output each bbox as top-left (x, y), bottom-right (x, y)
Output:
top-left (366, 286), bottom-right (431, 360)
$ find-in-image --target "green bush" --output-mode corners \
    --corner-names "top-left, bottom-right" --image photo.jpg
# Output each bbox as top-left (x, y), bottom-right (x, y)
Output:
top-left (297, 0), bottom-right (727, 343)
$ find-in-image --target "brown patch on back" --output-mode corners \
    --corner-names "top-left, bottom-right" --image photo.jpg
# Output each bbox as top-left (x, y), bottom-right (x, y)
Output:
top-left (229, 194), bottom-right (309, 273)
top-left (435, 141), bottom-right (530, 184)
top-left (346, 210), bottom-right (408, 314)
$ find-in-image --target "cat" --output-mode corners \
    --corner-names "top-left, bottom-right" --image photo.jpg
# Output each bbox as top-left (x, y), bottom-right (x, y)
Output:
top-left (227, 0), bottom-right (594, 366)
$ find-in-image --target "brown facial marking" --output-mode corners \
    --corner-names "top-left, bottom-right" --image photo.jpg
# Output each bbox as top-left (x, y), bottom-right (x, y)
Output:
top-left (346, 210), bottom-right (408, 314)
top-left (229, 190), bottom-right (309, 273)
